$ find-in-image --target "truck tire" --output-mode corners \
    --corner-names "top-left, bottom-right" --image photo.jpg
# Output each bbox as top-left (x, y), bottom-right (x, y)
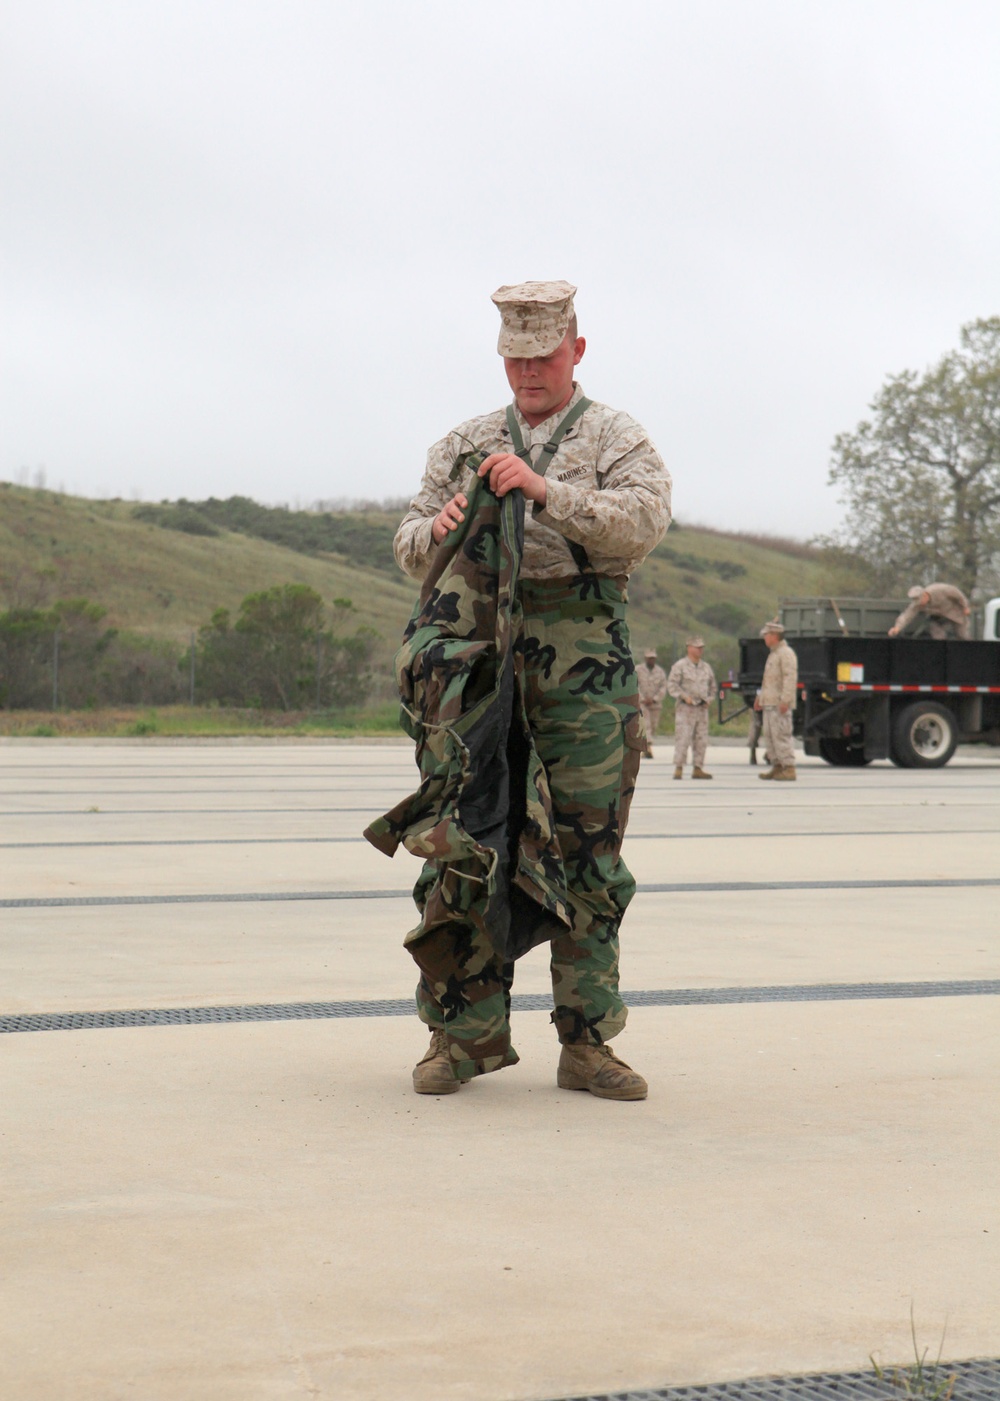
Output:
top-left (818, 738), bottom-right (872, 766)
top-left (890, 701), bottom-right (958, 768)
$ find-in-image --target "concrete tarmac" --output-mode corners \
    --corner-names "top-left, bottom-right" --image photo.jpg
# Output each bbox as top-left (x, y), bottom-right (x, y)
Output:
top-left (1, 740), bottom-right (998, 1400)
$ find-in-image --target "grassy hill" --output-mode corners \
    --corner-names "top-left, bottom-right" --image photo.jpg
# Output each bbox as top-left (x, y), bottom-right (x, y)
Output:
top-left (0, 485), bottom-right (416, 647)
top-left (0, 481), bottom-right (870, 697)
top-left (630, 524), bottom-right (869, 675)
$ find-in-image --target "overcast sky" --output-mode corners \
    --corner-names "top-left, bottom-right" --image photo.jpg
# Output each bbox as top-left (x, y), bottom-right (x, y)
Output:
top-left (3, 0), bottom-right (1000, 536)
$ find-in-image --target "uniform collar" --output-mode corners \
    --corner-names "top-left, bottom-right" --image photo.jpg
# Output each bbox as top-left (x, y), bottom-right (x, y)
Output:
top-left (504, 383), bottom-right (586, 442)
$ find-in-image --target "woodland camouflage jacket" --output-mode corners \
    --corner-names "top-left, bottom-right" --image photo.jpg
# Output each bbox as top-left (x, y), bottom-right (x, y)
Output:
top-left (364, 467), bottom-right (572, 963)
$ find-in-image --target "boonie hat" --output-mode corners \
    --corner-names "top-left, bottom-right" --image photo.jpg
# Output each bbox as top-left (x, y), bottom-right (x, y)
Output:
top-left (760, 619), bottom-right (785, 637)
top-left (686, 636), bottom-right (705, 648)
top-left (643, 648), bottom-right (657, 659)
top-left (491, 280), bottom-right (577, 357)
top-left (908, 585), bottom-right (928, 599)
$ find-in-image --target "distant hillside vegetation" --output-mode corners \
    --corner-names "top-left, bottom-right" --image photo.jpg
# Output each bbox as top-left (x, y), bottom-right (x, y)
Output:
top-left (0, 481), bottom-right (871, 685)
top-left (635, 521), bottom-right (871, 674)
top-left (132, 495), bottom-right (401, 574)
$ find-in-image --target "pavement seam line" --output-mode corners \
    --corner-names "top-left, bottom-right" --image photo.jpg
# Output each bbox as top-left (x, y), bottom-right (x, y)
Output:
top-left (5, 877), bottom-right (1000, 908)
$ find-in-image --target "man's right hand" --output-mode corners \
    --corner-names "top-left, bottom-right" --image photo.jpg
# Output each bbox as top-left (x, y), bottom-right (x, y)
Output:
top-left (432, 492), bottom-right (468, 544)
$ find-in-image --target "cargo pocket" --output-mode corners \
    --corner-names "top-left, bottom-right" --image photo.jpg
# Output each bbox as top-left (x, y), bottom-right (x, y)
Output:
top-left (618, 709), bottom-right (645, 838)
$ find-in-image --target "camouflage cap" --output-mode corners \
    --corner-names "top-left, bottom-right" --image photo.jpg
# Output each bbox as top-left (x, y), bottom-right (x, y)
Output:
top-left (760, 619), bottom-right (785, 637)
top-left (491, 280), bottom-right (577, 357)
top-left (908, 585), bottom-right (929, 599)
top-left (686, 635), bottom-right (705, 648)
top-left (643, 648), bottom-right (657, 658)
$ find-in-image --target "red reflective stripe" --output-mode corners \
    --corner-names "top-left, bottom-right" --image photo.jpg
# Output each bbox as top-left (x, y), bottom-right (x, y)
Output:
top-left (837, 682), bottom-right (1000, 694)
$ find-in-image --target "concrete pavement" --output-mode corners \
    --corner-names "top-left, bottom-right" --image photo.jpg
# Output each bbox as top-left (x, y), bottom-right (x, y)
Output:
top-left (1, 740), bottom-right (998, 1400)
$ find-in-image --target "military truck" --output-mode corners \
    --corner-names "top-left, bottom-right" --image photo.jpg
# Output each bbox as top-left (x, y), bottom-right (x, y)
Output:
top-left (720, 596), bottom-right (1000, 768)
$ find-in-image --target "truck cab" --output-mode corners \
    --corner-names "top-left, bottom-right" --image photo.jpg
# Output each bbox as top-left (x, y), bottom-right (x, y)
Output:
top-left (725, 596), bottom-right (1000, 768)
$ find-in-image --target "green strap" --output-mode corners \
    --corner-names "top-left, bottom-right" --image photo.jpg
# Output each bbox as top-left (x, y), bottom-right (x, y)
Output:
top-left (505, 396), bottom-right (592, 476)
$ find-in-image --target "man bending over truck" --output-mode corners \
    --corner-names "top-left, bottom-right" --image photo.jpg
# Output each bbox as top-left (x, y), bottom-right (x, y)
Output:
top-left (888, 583), bottom-right (971, 640)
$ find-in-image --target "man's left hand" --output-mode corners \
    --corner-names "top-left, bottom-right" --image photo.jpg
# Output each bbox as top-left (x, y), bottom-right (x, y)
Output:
top-left (478, 453), bottom-right (547, 507)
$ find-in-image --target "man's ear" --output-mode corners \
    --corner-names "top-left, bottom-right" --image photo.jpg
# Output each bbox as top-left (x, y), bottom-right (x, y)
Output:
top-left (572, 336), bottom-right (586, 367)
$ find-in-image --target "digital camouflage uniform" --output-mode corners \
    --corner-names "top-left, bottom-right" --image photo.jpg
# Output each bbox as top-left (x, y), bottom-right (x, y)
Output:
top-left (893, 583), bottom-right (971, 640)
top-left (394, 385), bottom-right (669, 584)
top-left (748, 698), bottom-right (770, 764)
top-left (636, 660), bottom-right (668, 752)
top-left (759, 639), bottom-right (798, 769)
top-left (373, 386), bottom-right (670, 1082)
top-left (666, 655), bottom-right (717, 768)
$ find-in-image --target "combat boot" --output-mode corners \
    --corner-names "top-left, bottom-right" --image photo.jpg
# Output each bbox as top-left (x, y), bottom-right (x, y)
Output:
top-left (758, 767), bottom-right (777, 780)
top-left (412, 1028), bottom-right (462, 1095)
top-left (557, 1044), bottom-right (648, 1101)
top-left (773, 766), bottom-right (797, 781)
top-left (691, 767), bottom-right (713, 779)
top-left (673, 766), bottom-right (683, 779)
top-left (749, 750), bottom-right (757, 765)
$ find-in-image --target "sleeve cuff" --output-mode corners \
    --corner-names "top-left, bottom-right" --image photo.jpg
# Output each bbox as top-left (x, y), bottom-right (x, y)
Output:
top-left (534, 476), bottom-right (590, 524)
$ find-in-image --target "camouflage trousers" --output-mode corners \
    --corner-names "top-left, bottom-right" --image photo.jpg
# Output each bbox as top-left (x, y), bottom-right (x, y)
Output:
top-left (761, 706), bottom-right (795, 767)
top-left (672, 701), bottom-right (709, 767)
top-left (409, 575), bottom-right (644, 1081)
top-left (927, 617), bottom-right (965, 640)
top-left (639, 701), bottom-right (661, 753)
top-left (748, 706), bottom-right (772, 762)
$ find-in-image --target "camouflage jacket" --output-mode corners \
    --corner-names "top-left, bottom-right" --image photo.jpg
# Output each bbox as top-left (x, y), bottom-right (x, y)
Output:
top-left (364, 468), bottom-right (571, 962)
top-left (636, 662), bottom-right (668, 704)
top-left (393, 384), bottom-right (671, 582)
top-left (759, 640), bottom-right (798, 708)
top-left (893, 583), bottom-right (970, 636)
top-left (666, 656), bottom-right (717, 706)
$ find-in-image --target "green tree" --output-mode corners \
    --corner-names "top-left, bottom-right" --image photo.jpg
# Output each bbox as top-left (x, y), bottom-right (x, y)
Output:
top-left (234, 583), bottom-right (326, 710)
top-left (49, 599), bottom-right (116, 707)
top-left (0, 608), bottom-right (52, 707)
top-left (0, 597), bottom-right (117, 708)
top-left (324, 598), bottom-right (378, 709)
top-left (196, 585), bottom-right (379, 711)
top-left (195, 607), bottom-right (244, 704)
top-left (828, 317), bottom-right (1000, 594)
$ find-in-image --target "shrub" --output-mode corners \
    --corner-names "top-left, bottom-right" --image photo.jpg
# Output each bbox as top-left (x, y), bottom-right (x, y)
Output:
top-left (698, 602), bottom-right (752, 635)
top-left (196, 586), bottom-right (379, 711)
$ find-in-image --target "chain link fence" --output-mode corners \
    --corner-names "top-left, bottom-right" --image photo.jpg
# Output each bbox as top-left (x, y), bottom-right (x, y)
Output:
top-left (0, 586), bottom-right (386, 712)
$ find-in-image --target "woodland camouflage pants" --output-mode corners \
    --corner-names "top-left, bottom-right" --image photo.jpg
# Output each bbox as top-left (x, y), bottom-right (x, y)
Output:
top-left (409, 575), bottom-right (644, 1081)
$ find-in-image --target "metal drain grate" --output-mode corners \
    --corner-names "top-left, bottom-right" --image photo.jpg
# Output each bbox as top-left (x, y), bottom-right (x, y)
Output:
top-left (3, 979), bottom-right (998, 1034)
top-left (623, 980), bottom-right (1000, 1006)
top-left (554, 1356), bottom-right (1000, 1400)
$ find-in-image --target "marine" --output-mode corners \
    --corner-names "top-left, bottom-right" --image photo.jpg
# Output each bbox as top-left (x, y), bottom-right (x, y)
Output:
top-left (755, 620), bottom-right (798, 781)
top-left (636, 648), bottom-right (668, 758)
top-left (666, 636), bottom-right (717, 779)
top-left (371, 279), bottom-right (671, 1100)
top-left (889, 583), bottom-right (971, 640)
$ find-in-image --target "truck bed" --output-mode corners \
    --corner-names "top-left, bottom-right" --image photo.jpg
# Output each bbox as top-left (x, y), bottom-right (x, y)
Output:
top-left (739, 635), bottom-right (1000, 690)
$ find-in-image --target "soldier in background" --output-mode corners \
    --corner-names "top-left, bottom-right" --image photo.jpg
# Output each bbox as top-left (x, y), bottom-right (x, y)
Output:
top-left (755, 620), bottom-right (798, 781)
top-left (667, 636), bottom-right (717, 779)
top-left (888, 583), bottom-right (971, 640)
top-left (637, 647), bottom-right (668, 758)
top-left (747, 691), bottom-right (769, 766)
